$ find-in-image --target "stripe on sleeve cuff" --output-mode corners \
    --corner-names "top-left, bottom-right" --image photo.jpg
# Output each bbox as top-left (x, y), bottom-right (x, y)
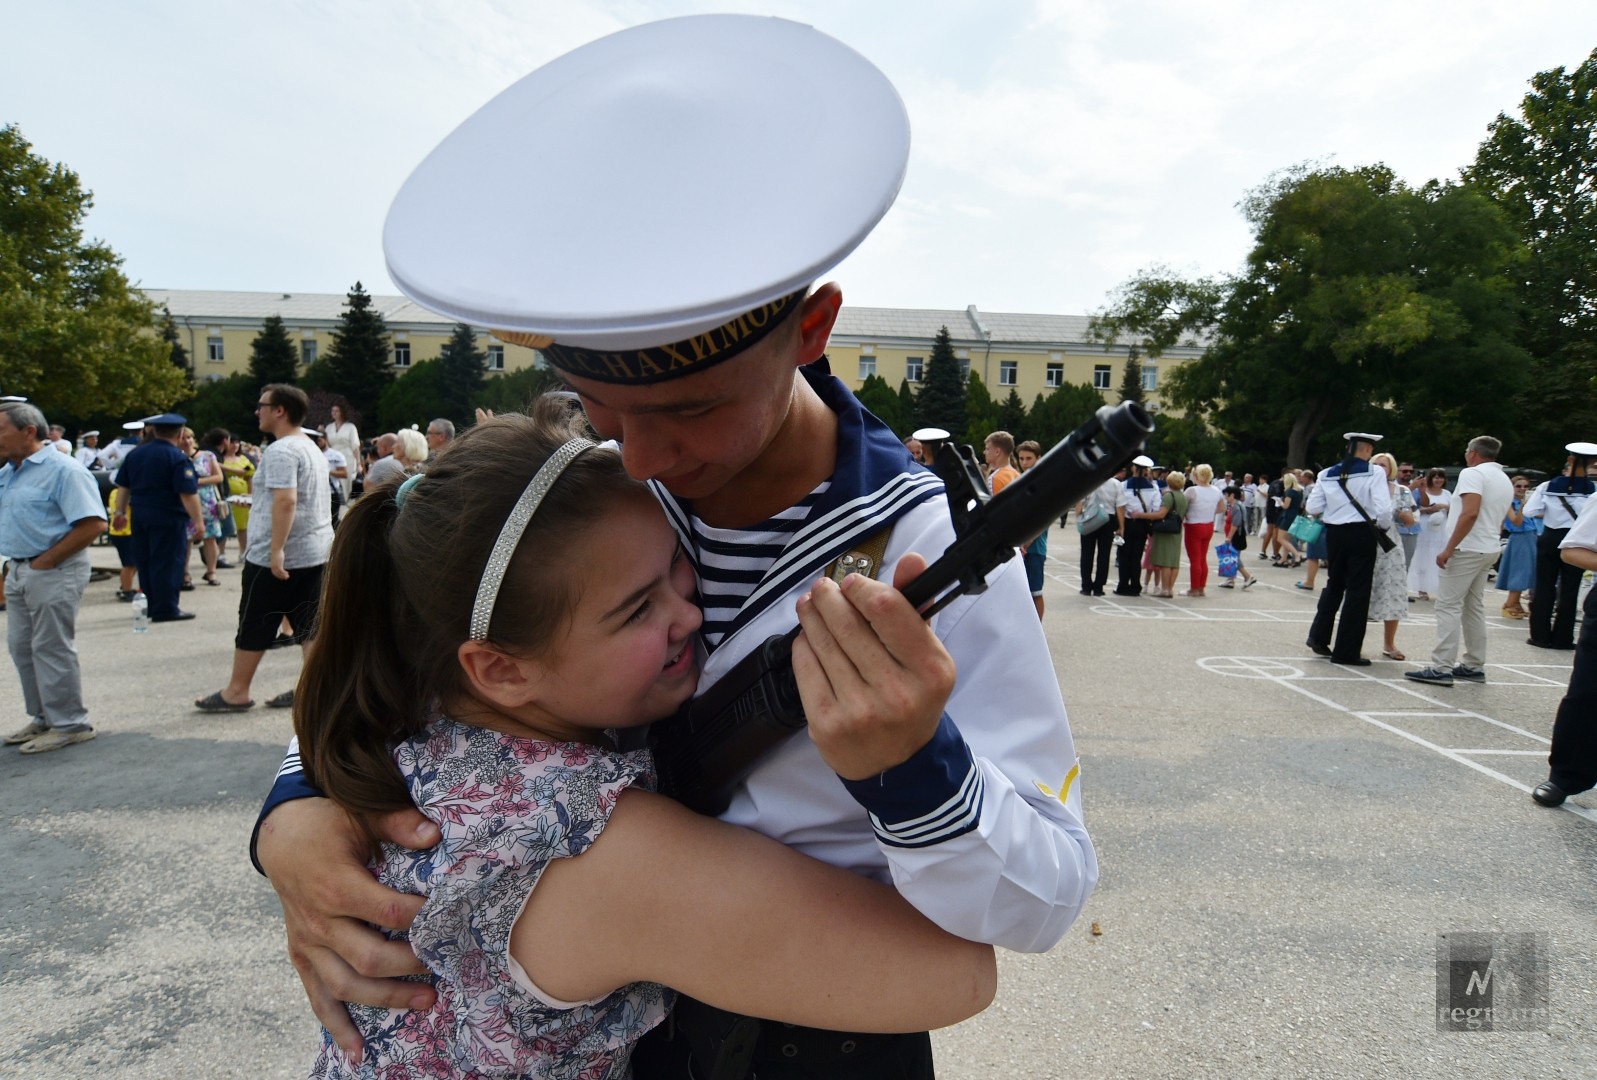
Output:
top-left (839, 713), bottom-right (983, 849)
top-left (248, 762), bottom-right (322, 875)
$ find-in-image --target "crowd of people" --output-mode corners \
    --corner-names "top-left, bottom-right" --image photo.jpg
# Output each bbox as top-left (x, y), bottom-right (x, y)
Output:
top-left (0, 387), bottom-right (463, 750)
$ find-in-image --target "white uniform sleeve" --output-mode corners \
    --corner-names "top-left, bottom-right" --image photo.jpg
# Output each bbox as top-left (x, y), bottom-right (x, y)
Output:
top-left (1524, 483), bottom-right (1548, 519)
top-left (1560, 495), bottom-right (1597, 550)
top-left (1304, 478), bottom-right (1328, 517)
top-left (835, 515), bottom-right (1098, 952)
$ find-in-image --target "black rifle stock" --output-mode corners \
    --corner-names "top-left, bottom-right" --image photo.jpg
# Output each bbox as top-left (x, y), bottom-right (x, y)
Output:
top-left (651, 400), bottom-right (1154, 815)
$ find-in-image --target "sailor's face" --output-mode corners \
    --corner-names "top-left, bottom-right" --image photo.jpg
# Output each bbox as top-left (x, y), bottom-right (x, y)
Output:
top-left (564, 330), bottom-right (798, 501)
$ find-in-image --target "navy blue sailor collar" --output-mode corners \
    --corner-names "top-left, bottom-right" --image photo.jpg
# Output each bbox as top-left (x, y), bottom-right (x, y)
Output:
top-left (651, 363), bottom-right (944, 652)
top-left (1325, 458), bottom-right (1373, 478)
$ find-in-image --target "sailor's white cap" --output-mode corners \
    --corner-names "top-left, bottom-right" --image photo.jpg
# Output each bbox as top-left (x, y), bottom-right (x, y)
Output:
top-left (1343, 431), bottom-right (1383, 444)
top-left (1132, 454), bottom-right (1155, 467)
top-left (383, 14), bottom-right (910, 383)
top-left (912, 427), bottom-right (951, 442)
top-left (1566, 442), bottom-right (1597, 457)
top-left (123, 420), bottom-right (147, 431)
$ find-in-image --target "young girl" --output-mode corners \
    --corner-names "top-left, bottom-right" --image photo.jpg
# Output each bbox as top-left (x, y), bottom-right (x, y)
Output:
top-left (294, 401), bottom-right (995, 1078)
top-left (1217, 487), bottom-right (1257, 590)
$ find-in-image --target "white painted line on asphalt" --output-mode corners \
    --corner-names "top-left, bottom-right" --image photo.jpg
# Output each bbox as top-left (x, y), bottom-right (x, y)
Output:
top-left (1200, 654), bottom-right (1596, 827)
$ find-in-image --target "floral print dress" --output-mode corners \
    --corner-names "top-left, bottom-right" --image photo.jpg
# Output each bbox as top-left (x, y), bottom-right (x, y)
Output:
top-left (309, 717), bottom-right (672, 1079)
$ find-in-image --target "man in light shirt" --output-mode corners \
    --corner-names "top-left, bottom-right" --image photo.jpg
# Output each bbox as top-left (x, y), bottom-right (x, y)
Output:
top-left (1405, 436), bottom-right (1515, 686)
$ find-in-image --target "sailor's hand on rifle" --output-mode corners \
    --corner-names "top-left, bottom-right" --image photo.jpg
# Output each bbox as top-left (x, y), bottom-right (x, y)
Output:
top-left (791, 554), bottom-right (956, 781)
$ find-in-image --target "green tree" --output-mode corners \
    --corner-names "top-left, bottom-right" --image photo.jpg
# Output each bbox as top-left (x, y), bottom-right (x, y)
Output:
top-left (1027, 383), bottom-right (1106, 452)
top-left (377, 359), bottom-right (447, 433)
top-left (1466, 48), bottom-right (1597, 467)
top-left (0, 125), bottom-right (190, 415)
top-left (180, 373), bottom-right (260, 441)
top-left (961, 372), bottom-right (999, 447)
top-left (1116, 352), bottom-right (1145, 405)
top-left (160, 306), bottom-right (191, 378)
top-left (1106, 165), bottom-right (1527, 466)
top-left (436, 324), bottom-right (488, 429)
top-left (309, 281), bottom-right (392, 420)
top-left (896, 378), bottom-right (917, 426)
top-left (854, 373), bottom-right (907, 433)
top-left (997, 388), bottom-right (1027, 441)
top-left (249, 314), bottom-right (300, 389)
top-left (1145, 413), bottom-right (1225, 472)
top-left (471, 365), bottom-right (565, 418)
top-left (914, 326), bottom-right (966, 435)
top-left (1090, 264), bottom-right (1223, 358)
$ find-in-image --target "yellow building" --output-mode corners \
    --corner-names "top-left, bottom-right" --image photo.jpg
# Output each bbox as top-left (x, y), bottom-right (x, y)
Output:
top-left (828, 305), bottom-right (1200, 413)
top-left (143, 289), bottom-right (546, 380)
top-left (145, 290), bottom-right (1198, 409)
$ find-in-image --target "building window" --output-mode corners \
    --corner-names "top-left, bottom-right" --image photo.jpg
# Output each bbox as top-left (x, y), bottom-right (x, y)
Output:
top-left (905, 356), bottom-right (924, 382)
top-left (300, 340), bottom-right (318, 366)
top-left (207, 336), bottom-right (224, 362)
top-left (393, 342), bottom-right (411, 368)
top-left (488, 345), bottom-right (504, 371)
top-left (1142, 364), bottom-right (1158, 391)
top-left (1092, 364), bottom-right (1110, 389)
top-left (859, 356), bottom-right (876, 380)
top-left (998, 361), bottom-right (1016, 386)
top-left (958, 359), bottom-right (971, 382)
top-left (1050, 363), bottom-right (1066, 388)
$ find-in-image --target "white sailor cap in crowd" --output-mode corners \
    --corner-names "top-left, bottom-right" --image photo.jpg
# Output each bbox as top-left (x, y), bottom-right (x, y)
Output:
top-left (301, 428), bottom-right (324, 439)
top-left (1343, 432), bottom-right (1383, 444)
top-left (912, 427), bottom-right (951, 443)
top-left (383, 14), bottom-right (910, 385)
top-left (0, 395), bottom-right (27, 403)
top-left (1566, 442), bottom-right (1597, 457)
top-left (81, 430), bottom-right (100, 438)
top-left (123, 420), bottom-right (146, 432)
top-left (1132, 455), bottom-right (1155, 468)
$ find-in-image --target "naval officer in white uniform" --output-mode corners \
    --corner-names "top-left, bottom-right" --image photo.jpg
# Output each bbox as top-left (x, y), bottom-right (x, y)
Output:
top-left (1304, 432), bottom-right (1392, 665)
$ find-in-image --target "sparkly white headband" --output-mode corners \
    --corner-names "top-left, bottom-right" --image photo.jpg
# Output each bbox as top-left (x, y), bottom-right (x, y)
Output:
top-left (469, 437), bottom-right (595, 641)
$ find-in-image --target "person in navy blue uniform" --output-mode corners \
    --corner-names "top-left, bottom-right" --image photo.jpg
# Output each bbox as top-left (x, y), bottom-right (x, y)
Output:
top-left (1531, 495), bottom-right (1597, 807)
top-left (115, 413), bottom-right (204, 622)
top-left (1523, 442), bottom-right (1597, 649)
top-left (1304, 433), bottom-right (1393, 665)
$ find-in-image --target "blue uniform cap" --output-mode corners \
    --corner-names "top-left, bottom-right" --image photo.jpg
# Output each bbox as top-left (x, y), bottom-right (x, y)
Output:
top-left (146, 413), bottom-right (187, 426)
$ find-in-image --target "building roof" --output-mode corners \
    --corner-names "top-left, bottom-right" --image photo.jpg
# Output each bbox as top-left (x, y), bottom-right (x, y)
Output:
top-left (145, 289), bottom-right (1197, 350)
top-left (144, 289), bottom-right (455, 327)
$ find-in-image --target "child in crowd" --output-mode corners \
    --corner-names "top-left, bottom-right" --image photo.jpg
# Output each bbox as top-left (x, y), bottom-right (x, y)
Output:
top-left (1218, 486), bottom-right (1258, 590)
top-left (294, 401), bottom-right (994, 1078)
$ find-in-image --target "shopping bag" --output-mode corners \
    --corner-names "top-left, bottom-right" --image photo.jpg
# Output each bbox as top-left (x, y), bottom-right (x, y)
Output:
top-left (1216, 542), bottom-right (1239, 579)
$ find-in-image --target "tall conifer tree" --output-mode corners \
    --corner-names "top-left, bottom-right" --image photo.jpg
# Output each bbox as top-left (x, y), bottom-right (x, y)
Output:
top-left (914, 326), bottom-right (966, 435)
top-left (317, 282), bottom-right (393, 420)
top-left (249, 314), bottom-right (299, 390)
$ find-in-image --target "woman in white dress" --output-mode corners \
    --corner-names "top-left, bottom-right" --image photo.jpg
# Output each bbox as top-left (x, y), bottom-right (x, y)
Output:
top-left (1369, 453), bottom-right (1416, 659)
top-left (325, 399), bottom-right (362, 504)
top-left (1407, 468), bottom-right (1452, 600)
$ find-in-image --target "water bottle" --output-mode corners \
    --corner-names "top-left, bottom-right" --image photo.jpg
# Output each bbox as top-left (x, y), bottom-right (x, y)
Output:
top-left (132, 592), bottom-right (149, 633)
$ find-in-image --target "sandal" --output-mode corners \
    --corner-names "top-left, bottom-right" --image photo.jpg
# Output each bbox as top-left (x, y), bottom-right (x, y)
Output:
top-left (1295, 581), bottom-right (1314, 591)
top-left (203, 572), bottom-right (221, 586)
top-left (267, 690), bottom-right (295, 709)
top-left (181, 577), bottom-right (195, 592)
top-left (1382, 649), bottom-right (1406, 661)
top-left (195, 690), bottom-right (253, 712)
top-left (1502, 605), bottom-right (1527, 619)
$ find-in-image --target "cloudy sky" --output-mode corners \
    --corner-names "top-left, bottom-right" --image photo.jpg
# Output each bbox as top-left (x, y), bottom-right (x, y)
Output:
top-left (8, 1), bottom-right (1595, 317)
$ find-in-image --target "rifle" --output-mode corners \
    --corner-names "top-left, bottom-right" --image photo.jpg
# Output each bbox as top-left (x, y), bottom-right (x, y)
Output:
top-left (651, 400), bottom-right (1154, 815)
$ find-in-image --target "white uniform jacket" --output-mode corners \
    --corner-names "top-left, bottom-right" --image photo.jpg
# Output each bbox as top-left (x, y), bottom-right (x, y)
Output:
top-left (1525, 475), bottom-right (1595, 530)
top-left (650, 369), bottom-right (1097, 952)
top-left (1306, 459), bottom-right (1392, 527)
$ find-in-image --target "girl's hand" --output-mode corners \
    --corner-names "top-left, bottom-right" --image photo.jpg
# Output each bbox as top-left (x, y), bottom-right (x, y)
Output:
top-left (791, 555), bottom-right (956, 781)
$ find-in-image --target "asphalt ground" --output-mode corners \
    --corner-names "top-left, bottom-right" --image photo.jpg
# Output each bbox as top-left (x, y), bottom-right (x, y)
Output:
top-left (2, 534), bottom-right (1594, 1078)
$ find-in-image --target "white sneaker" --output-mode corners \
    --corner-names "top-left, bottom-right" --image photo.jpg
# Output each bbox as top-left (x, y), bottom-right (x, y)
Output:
top-left (19, 729), bottom-right (96, 754)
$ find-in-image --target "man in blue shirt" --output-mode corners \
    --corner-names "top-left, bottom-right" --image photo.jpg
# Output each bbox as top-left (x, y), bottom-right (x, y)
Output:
top-left (115, 413), bottom-right (203, 622)
top-left (0, 402), bottom-right (107, 754)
